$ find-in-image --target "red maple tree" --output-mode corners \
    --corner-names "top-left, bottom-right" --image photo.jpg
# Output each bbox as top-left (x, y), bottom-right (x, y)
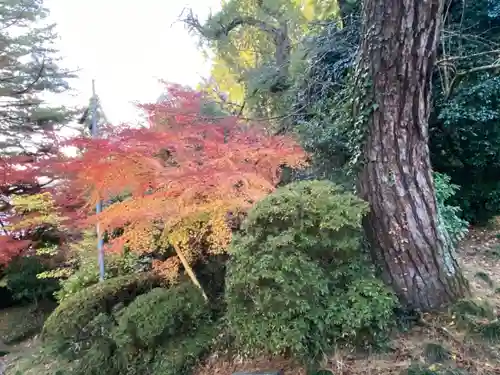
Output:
top-left (0, 84), bottom-right (307, 295)
top-left (0, 135), bottom-right (80, 265)
top-left (55, 84), bottom-right (306, 245)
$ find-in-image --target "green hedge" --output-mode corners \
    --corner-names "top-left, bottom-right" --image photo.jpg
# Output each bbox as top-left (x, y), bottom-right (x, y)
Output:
top-left (148, 323), bottom-right (218, 375)
top-left (225, 180), bottom-right (397, 361)
top-left (67, 322), bottom-right (218, 375)
top-left (37, 280), bottom-right (217, 375)
top-left (42, 273), bottom-right (162, 344)
top-left (0, 303), bottom-right (55, 345)
top-left (114, 283), bottom-right (210, 350)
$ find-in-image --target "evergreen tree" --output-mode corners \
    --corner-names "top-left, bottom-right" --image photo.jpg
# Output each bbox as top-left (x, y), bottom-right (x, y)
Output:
top-left (0, 0), bottom-right (77, 156)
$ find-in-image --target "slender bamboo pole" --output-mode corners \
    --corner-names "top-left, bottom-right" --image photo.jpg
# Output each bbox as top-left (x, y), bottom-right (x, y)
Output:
top-left (90, 79), bottom-right (105, 282)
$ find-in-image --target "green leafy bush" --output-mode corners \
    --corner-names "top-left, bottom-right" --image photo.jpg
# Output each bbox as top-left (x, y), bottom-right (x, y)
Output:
top-left (225, 180), bottom-right (396, 361)
top-left (147, 324), bottom-right (217, 375)
top-left (66, 322), bottom-right (218, 375)
top-left (42, 273), bottom-right (162, 346)
top-left (33, 282), bottom-right (217, 375)
top-left (54, 266), bottom-right (99, 303)
top-left (0, 302), bottom-right (55, 344)
top-left (54, 251), bottom-right (148, 303)
top-left (434, 172), bottom-right (469, 246)
top-left (114, 283), bottom-right (210, 350)
top-left (2, 256), bottom-right (60, 304)
top-left (55, 232), bottom-right (150, 303)
top-left (430, 76), bottom-right (500, 225)
top-left (64, 312), bottom-right (119, 370)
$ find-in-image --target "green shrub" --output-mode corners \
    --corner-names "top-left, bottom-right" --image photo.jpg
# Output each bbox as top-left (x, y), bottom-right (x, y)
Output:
top-left (240, 180), bottom-right (367, 264)
top-left (328, 277), bottom-right (398, 341)
top-left (225, 180), bottom-right (396, 361)
top-left (2, 256), bottom-right (60, 304)
top-left (0, 302), bottom-right (55, 344)
top-left (114, 283), bottom-right (210, 350)
top-left (54, 267), bottom-right (99, 303)
top-left (147, 323), bottom-right (217, 375)
top-left (430, 75), bottom-right (500, 225)
top-left (42, 273), bottom-right (162, 346)
top-left (31, 286), bottom-right (217, 375)
top-left (226, 246), bottom-right (334, 359)
top-left (40, 274), bottom-right (217, 375)
top-left (54, 252), bottom-right (148, 303)
top-left (434, 172), bottom-right (469, 247)
top-left (66, 322), bottom-right (218, 375)
top-left (62, 312), bottom-right (119, 372)
top-left (55, 234), bottom-right (150, 303)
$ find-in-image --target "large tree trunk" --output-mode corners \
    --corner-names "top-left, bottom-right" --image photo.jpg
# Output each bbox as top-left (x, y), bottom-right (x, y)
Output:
top-left (356, 0), bottom-right (469, 310)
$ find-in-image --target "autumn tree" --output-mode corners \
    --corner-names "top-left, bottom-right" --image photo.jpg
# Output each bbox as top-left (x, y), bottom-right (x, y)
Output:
top-left (185, 0), bottom-right (342, 124)
top-left (49, 84), bottom-right (306, 299)
top-left (0, 0), bottom-right (78, 262)
top-left (354, 0), bottom-right (469, 309)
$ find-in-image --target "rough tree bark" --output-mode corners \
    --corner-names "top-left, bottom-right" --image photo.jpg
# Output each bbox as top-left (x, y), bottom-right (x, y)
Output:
top-left (355, 0), bottom-right (469, 310)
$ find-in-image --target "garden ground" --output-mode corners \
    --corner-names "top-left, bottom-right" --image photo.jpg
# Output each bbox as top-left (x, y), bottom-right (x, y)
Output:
top-left (3, 225), bottom-right (500, 375)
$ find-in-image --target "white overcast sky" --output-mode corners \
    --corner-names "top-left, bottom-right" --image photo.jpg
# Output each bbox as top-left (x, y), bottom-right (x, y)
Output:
top-left (44, 0), bottom-right (221, 125)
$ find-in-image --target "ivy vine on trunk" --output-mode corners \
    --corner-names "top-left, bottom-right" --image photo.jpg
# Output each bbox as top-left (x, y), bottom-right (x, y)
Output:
top-left (355, 0), bottom-right (469, 310)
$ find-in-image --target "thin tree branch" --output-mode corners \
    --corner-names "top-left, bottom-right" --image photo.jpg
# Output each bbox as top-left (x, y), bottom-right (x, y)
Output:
top-left (446, 64), bottom-right (500, 99)
top-left (183, 9), bottom-right (278, 39)
top-left (172, 242), bottom-right (208, 302)
top-left (11, 57), bottom-right (46, 96)
top-left (0, 218), bottom-right (9, 235)
top-left (436, 49), bottom-right (500, 65)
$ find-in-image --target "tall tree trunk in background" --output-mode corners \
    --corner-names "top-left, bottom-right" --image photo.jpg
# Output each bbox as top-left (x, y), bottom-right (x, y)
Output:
top-left (355, 0), bottom-right (469, 310)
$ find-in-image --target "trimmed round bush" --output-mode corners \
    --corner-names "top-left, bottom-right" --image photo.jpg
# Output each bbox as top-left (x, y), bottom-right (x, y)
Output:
top-left (41, 282), bottom-right (217, 375)
top-left (42, 272), bottom-right (162, 344)
top-left (55, 238), bottom-right (150, 303)
top-left (69, 322), bottom-right (218, 375)
top-left (114, 283), bottom-right (210, 350)
top-left (147, 323), bottom-right (218, 375)
top-left (225, 180), bottom-right (397, 361)
top-left (238, 180), bottom-right (369, 275)
top-left (226, 247), bottom-right (334, 358)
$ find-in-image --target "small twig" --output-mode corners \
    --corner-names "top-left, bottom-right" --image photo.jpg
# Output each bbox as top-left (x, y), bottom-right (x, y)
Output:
top-left (446, 64), bottom-right (500, 99)
top-left (436, 49), bottom-right (500, 65)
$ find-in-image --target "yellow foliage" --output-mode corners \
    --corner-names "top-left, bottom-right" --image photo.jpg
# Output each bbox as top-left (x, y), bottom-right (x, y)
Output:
top-left (112, 221), bottom-right (161, 255)
top-left (298, 0), bottom-right (342, 21)
top-left (202, 0), bottom-right (343, 116)
top-left (206, 213), bottom-right (232, 254)
top-left (202, 58), bottom-right (246, 108)
top-left (158, 210), bottom-right (231, 271)
top-left (152, 257), bottom-right (181, 284)
top-left (164, 212), bottom-right (230, 252)
top-left (9, 193), bottom-right (65, 231)
top-left (296, 0), bottom-right (315, 20)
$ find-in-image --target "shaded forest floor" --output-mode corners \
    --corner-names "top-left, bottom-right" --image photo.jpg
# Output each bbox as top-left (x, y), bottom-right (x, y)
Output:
top-left (3, 226), bottom-right (500, 375)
